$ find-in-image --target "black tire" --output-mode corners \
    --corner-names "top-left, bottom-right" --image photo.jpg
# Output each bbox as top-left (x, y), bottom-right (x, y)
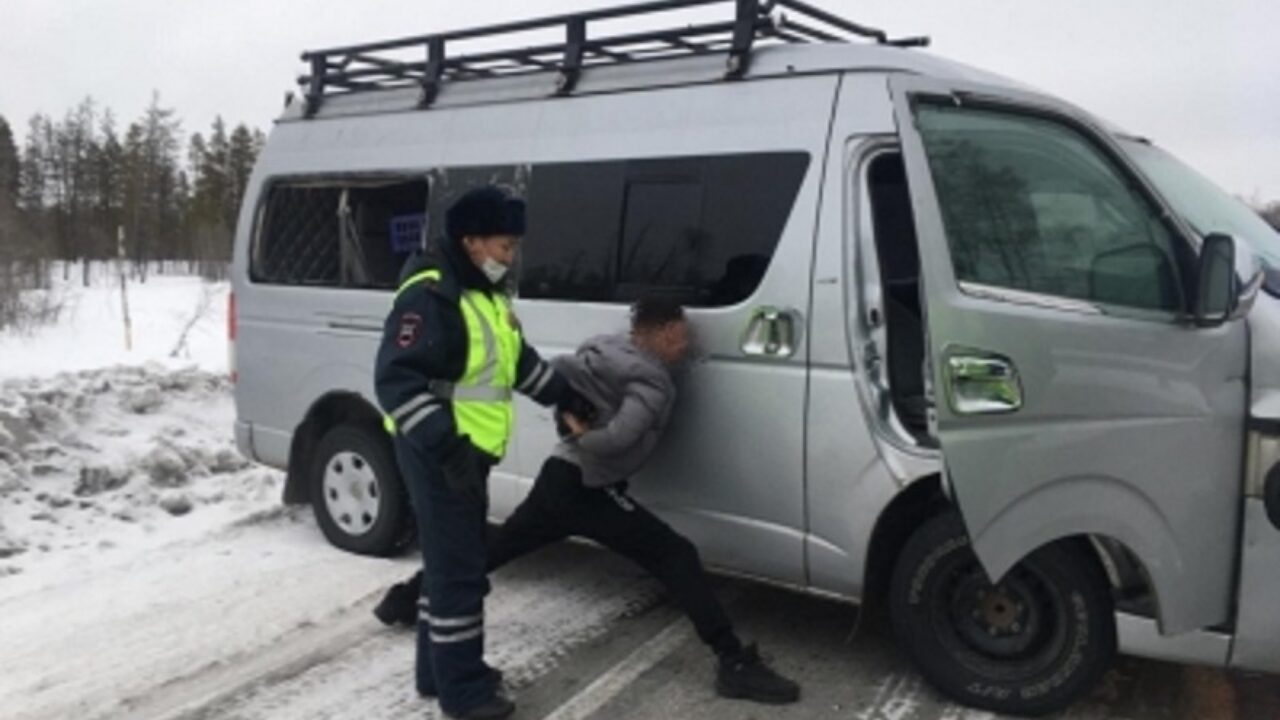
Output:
top-left (889, 512), bottom-right (1115, 717)
top-left (310, 423), bottom-right (411, 557)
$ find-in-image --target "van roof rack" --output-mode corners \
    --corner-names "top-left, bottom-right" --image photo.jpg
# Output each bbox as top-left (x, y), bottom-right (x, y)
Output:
top-left (297, 0), bottom-right (928, 117)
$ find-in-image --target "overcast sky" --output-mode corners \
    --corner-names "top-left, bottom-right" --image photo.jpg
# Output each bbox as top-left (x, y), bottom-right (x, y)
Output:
top-left (3, 0), bottom-right (1277, 199)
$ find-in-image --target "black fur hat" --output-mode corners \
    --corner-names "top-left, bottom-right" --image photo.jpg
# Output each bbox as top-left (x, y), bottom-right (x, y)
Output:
top-left (445, 186), bottom-right (526, 241)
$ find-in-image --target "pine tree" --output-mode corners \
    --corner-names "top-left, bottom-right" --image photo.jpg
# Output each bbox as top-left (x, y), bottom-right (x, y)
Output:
top-left (94, 111), bottom-right (124, 260)
top-left (226, 124), bottom-right (257, 233)
top-left (0, 115), bottom-right (22, 262)
top-left (0, 116), bottom-right (19, 202)
top-left (120, 92), bottom-right (182, 274)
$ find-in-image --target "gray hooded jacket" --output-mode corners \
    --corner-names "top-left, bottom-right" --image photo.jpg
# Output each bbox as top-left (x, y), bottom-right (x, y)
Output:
top-left (550, 333), bottom-right (676, 488)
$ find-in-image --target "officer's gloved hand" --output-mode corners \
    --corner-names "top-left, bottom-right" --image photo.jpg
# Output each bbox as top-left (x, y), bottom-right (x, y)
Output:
top-left (440, 435), bottom-right (485, 502)
top-left (555, 387), bottom-right (598, 438)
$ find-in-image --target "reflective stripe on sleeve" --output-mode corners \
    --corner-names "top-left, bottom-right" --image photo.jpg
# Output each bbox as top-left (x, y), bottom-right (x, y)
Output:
top-left (516, 362), bottom-right (548, 394)
top-left (391, 393), bottom-right (437, 422)
top-left (400, 403), bottom-right (443, 435)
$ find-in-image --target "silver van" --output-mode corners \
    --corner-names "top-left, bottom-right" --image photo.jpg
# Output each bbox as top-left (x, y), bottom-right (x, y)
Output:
top-left (229, 1), bottom-right (1280, 715)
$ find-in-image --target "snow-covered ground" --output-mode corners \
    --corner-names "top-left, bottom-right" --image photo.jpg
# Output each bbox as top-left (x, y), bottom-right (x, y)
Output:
top-left (0, 265), bottom-right (666, 720)
top-left (0, 263), bottom-right (230, 379)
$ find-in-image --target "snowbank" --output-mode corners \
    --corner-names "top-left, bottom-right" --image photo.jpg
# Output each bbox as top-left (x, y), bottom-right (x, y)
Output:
top-left (0, 364), bottom-right (282, 590)
top-left (0, 263), bottom-right (229, 380)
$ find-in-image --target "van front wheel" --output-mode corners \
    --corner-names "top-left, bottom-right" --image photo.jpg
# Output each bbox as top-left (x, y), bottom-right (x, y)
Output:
top-left (889, 512), bottom-right (1115, 717)
top-left (310, 424), bottom-right (410, 557)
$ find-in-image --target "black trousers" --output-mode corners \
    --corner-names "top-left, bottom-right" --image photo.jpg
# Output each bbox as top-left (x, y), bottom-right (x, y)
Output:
top-left (488, 456), bottom-right (742, 657)
top-left (395, 440), bottom-right (496, 715)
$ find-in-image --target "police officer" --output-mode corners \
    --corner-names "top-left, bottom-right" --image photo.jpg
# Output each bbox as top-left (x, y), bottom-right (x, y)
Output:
top-left (374, 186), bottom-right (568, 720)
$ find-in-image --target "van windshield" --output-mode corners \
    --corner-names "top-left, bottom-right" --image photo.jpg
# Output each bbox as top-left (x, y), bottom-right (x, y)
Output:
top-left (1121, 138), bottom-right (1280, 272)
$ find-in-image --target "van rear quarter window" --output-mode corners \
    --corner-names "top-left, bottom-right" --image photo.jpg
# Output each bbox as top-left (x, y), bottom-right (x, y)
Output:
top-left (251, 179), bottom-right (428, 289)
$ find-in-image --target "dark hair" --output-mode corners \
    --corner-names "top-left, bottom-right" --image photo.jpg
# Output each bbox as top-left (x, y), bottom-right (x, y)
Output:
top-left (631, 296), bottom-right (685, 330)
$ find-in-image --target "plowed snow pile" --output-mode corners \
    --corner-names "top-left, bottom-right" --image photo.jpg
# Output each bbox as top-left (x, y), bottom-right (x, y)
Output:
top-left (0, 364), bottom-right (282, 590)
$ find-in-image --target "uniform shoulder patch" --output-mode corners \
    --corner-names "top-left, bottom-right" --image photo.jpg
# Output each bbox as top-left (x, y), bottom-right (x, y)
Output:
top-left (396, 312), bottom-right (423, 348)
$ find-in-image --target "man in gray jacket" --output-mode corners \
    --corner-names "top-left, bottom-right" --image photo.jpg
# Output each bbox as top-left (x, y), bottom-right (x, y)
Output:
top-left (377, 298), bottom-right (800, 705)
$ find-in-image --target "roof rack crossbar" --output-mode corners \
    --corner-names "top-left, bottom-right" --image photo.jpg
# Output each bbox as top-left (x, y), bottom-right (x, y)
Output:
top-left (297, 0), bottom-right (926, 115)
top-left (776, 18), bottom-right (842, 44)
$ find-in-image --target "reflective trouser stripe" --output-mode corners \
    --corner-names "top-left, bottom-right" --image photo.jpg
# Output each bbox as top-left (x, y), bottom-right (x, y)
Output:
top-left (418, 611), bottom-right (484, 628)
top-left (417, 596), bottom-right (484, 643)
top-left (430, 626), bottom-right (484, 644)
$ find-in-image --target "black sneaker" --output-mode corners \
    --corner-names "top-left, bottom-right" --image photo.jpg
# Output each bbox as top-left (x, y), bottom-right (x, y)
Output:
top-left (373, 579), bottom-right (418, 628)
top-left (715, 643), bottom-right (800, 705)
top-left (445, 696), bottom-right (515, 720)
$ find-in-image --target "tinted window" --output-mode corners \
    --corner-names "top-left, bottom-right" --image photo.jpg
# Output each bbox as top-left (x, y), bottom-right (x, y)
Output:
top-left (520, 152), bottom-right (809, 307)
top-left (252, 179), bottom-right (428, 289)
top-left (916, 105), bottom-right (1184, 312)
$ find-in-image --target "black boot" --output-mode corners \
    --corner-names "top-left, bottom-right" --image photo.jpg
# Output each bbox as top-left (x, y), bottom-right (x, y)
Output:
top-left (445, 696), bottom-right (515, 720)
top-left (373, 576), bottom-right (419, 628)
top-left (419, 665), bottom-right (505, 698)
top-left (715, 643), bottom-right (800, 705)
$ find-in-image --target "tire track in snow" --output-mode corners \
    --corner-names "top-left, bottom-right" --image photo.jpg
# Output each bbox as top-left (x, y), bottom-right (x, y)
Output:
top-left (183, 543), bottom-right (664, 720)
top-left (0, 510), bottom-right (415, 720)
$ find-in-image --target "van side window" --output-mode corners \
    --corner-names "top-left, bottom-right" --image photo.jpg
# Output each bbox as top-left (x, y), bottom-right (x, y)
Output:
top-left (252, 179), bottom-right (428, 289)
top-left (914, 104), bottom-right (1183, 312)
top-left (254, 186), bottom-right (343, 286)
top-left (618, 174), bottom-right (705, 301)
top-left (519, 152), bottom-right (809, 307)
top-left (521, 162), bottom-right (621, 303)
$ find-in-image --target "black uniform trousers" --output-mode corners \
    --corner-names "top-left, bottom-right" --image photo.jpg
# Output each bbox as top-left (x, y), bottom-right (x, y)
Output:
top-left (395, 439), bottom-right (498, 717)
top-left (489, 456), bottom-right (742, 657)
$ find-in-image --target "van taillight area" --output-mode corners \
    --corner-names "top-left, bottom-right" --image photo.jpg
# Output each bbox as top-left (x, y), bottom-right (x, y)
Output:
top-left (228, 290), bottom-right (237, 384)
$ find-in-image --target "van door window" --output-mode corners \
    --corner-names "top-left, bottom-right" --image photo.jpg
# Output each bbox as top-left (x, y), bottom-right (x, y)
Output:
top-left (252, 178), bottom-right (428, 290)
top-left (520, 162), bottom-right (622, 303)
top-left (915, 105), bottom-right (1184, 313)
top-left (618, 174), bottom-right (705, 302)
top-left (518, 152), bottom-right (810, 307)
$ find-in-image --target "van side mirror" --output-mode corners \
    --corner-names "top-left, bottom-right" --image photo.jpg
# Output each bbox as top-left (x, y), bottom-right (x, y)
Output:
top-left (1194, 233), bottom-right (1238, 327)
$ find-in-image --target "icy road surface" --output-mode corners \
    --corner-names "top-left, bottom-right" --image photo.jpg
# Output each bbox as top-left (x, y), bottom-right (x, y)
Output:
top-left (0, 271), bottom-right (1275, 719)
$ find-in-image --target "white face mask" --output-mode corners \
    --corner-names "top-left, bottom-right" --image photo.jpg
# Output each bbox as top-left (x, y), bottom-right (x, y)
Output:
top-left (480, 256), bottom-right (509, 284)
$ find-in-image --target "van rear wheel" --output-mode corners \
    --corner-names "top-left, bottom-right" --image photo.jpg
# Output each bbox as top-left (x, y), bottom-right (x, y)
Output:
top-left (888, 512), bottom-right (1115, 717)
top-left (310, 424), bottom-right (410, 557)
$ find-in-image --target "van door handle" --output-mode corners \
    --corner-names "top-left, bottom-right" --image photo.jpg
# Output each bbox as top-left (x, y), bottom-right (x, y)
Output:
top-left (862, 340), bottom-right (882, 382)
top-left (741, 307), bottom-right (799, 358)
top-left (945, 351), bottom-right (1023, 415)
